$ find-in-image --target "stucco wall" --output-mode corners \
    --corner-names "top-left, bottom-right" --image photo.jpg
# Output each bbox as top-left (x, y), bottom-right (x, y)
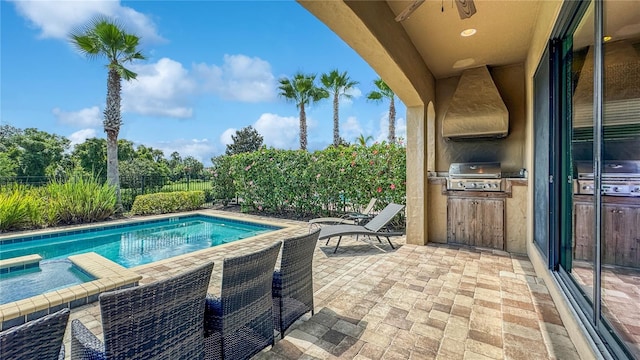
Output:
top-left (434, 64), bottom-right (527, 173)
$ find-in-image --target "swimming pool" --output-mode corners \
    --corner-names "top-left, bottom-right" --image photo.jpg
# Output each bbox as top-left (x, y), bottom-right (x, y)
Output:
top-left (0, 214), bottom-right (279, 268)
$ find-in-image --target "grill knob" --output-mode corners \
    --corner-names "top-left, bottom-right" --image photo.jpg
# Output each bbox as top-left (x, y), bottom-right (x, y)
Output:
top-left (458, 182), bottom-right (464, 187)
top-left (468, 183), bottom-right (476, 188)
top-left (612, 187), bottom-right (619, 192)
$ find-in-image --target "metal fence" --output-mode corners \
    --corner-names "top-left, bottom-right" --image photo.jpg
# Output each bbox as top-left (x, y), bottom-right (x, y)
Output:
top-left (0, 175), bottom-right (214, 211)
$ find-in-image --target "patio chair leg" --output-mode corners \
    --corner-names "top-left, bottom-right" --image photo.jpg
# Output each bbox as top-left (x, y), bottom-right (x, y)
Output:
top-left (333, 236), bottom-right (343, 253)
top-left (326, 237), bottom-right (331, 246)
top-left (385, 236), bottom-right (395, 249)
top-left (376, 236), bottom-right (382, 243)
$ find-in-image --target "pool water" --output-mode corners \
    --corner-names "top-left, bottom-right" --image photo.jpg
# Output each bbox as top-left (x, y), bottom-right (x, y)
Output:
top-left (0, 260), bottom-right (94, 304)
top-left (0, 215), bottom-right (277, 268)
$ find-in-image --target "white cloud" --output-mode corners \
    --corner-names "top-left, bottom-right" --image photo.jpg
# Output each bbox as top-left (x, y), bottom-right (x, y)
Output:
top-left (68, 128), bottom-right (97, 147)
top-left (220, 128), bottom-right (236, 146)
top-left (340, 86), bottom-right (362, 105)
top-left (253, 113), bottom-right (299, 149)
top-left (341, 116), bottom-right (364, 142)
top-left (194, 54), bottom-right (277, 102)
top-left (153, 138), bottom-right (219, 166)
top-left (53, 106), bottom-right (102, 128)
top-left (10, 0), bottom-right (164, 43)
top-left (375, 114), bottom-right (407, 143)
top-left (123, 58), bottom-right (196, 118)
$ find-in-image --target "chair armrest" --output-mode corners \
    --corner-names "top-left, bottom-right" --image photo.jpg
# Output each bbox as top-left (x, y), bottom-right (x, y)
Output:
top-left (70, 319), bottom-right (106, 360)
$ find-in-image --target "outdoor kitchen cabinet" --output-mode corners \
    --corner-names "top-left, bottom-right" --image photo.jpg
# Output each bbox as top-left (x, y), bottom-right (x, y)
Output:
top-left (447, 197), bottom-right (505, 250)
top-left (573, 200), bottom-right (640, 268)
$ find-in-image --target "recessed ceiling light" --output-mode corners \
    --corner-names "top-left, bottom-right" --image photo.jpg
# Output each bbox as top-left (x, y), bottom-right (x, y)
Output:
top-left (461, 28), bottom-right (477, 37)
top-left (603, 35), bottom-right (612, 42)
top-left (453, 58), bottom-right (475, 69)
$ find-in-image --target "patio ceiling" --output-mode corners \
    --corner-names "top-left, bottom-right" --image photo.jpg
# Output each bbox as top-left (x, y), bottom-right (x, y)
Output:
top-left (386, 0), bottom-right (543, 79)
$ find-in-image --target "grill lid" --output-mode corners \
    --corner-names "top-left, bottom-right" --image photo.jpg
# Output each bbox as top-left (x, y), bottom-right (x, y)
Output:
top-left (576, 160), bottom-right (640, 179)
top-left (449, 162), bottom-right (502, 179)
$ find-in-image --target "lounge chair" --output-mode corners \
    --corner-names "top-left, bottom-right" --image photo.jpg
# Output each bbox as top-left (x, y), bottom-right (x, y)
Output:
top-left (0, 308), bottom-right (70, 360)
top-left (204, 242), bottom-right (282, 360)
top-left (309, 198), bottom-right (377, 226)
top-left (272, 229), bottom-right (320, 339)
top-left (71, 262), bottom-right (214, 360)
top-left (319, 203), bottom-right (405, 253)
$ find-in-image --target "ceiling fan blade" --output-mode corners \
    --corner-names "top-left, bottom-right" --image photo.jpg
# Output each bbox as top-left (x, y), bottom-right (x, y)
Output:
top-left (455, 0), bottom-right (477, 19)
top-left (395, 0), bottom-right (426, 22)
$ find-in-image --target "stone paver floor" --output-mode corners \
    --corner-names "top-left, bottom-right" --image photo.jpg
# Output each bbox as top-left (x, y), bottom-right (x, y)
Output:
top-left (64, 210), bottom-right (580, 359)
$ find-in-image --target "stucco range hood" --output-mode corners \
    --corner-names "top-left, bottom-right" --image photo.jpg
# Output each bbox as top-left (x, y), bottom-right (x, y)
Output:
top-left (442, 66), bottom-right (509, 139)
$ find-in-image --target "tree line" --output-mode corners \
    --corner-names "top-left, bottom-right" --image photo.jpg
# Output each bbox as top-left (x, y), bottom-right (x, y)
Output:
top-left (0, 125), bottom-right (205, 182)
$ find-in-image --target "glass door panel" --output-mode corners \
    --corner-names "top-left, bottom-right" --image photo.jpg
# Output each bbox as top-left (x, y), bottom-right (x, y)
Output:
top-left (601, 1), bottom-right (640, 357)
top-left (563, 1), bottom-right (595, 307)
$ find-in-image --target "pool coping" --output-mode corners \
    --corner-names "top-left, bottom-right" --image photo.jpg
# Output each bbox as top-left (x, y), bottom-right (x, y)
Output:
top-left (0, 210), bottom-right (296, 330)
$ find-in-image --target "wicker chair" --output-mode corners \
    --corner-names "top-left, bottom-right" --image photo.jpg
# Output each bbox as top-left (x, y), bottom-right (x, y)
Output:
top-left (71, 262), bottom-right (214, 360)
top-left (204, 242), bottom-right (282, 360)
top-left (272, 229), bottom-right (320, 339)
top-left (0, 308), bottom-right (70, 360)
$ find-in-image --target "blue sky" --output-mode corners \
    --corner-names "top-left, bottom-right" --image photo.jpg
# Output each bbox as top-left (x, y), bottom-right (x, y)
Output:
top-left (1, 0), bottom-right (406, 166)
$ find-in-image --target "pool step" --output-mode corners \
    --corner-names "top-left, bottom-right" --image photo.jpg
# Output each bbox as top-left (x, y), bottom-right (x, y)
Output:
top-left (0, 254), bottom-right (42, 274)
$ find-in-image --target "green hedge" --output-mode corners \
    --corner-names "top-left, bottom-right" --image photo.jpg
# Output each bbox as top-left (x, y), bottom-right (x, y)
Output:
top-left (130, 191), bottom-right (205, 215)
top-left (210, 143), bottom-right (406, 217)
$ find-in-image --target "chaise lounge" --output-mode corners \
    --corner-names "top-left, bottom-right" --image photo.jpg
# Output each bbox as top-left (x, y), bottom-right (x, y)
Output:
top-left (318, 203), bottom-right (405, 253)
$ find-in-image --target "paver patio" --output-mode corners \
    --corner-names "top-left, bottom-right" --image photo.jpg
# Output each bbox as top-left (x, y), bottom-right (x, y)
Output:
top-left (63, 210), bottom-right (580, 359)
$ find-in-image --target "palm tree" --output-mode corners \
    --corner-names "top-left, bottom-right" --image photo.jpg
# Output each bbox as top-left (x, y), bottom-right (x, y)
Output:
top-left (69, 17), bottom-right (145, 211)
top-left (367, 78), bottom-right (396, 144)
top-left (278, 73), bottom-right (328, 150)
top-left (320, 69), bottom-right (359, 147)
top-left (356, 134), bottom-right (373, 147)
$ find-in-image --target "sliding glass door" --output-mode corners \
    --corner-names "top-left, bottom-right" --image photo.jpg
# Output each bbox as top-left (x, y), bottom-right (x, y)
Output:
top-left (554, 0), bottom-right (640, 358)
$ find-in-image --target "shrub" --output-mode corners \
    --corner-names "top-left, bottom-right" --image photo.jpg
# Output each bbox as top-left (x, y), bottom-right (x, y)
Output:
top-left (0, 185), bottom-right (42, 231)
top-left (41, 175), bottom-right (117, 225)
top-left (130, 191), bottom-right (205, 215)
top-left (211, 143), bottom-right (406, 219)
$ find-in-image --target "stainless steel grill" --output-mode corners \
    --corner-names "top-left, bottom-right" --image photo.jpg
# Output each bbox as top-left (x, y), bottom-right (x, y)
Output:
top-left (575, 160), bottom-right (640, 196)
top-left (447, 162), bottom-right (504, 192)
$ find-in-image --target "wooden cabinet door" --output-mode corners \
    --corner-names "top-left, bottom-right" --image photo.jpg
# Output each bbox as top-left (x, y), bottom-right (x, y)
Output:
top-left (448, 198), bottom-right (504, 249)
top-left (477, 199), bottom-right (505, 250)
top-left (447, 198), bottom-right (476, 245)
top-left (573, 203), bottom-right (594, 262)
top-left (608, 205), bottom-right (640, 268)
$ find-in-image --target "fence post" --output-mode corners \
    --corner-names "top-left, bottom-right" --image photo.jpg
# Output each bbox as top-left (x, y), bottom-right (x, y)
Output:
top-left (187, 175), bottom-right (190, 191)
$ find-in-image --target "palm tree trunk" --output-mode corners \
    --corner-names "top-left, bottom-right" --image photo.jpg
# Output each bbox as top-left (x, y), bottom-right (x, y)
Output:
top-left (104, 67), bottom-right (123, 212)
top-left (388, 96), bottom-right (396, 144)
top-left (333, 92), bottom-right (340, 146)
top-left (299, 103), bottom-right (307, 150)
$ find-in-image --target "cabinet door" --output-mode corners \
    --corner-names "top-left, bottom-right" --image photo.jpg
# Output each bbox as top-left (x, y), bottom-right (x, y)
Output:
top-left (574, 203), bottom-right (594, 262)
top-left (447, 198), bottom-right (476, 245)
top-left (609, 205), bottom-right (640, 268)
top-left (477, 199), bottom-right (505, 250)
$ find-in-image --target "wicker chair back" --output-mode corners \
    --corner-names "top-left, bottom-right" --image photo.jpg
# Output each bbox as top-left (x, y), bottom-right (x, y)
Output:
top-left (72, 262), bottom-right (214, 360)
top-left (273, 229), bottom-right (320, 337)
top-left (204, 241), bottom-right (282, 360)
top-left (0, 308), bottom-right (69, 360)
